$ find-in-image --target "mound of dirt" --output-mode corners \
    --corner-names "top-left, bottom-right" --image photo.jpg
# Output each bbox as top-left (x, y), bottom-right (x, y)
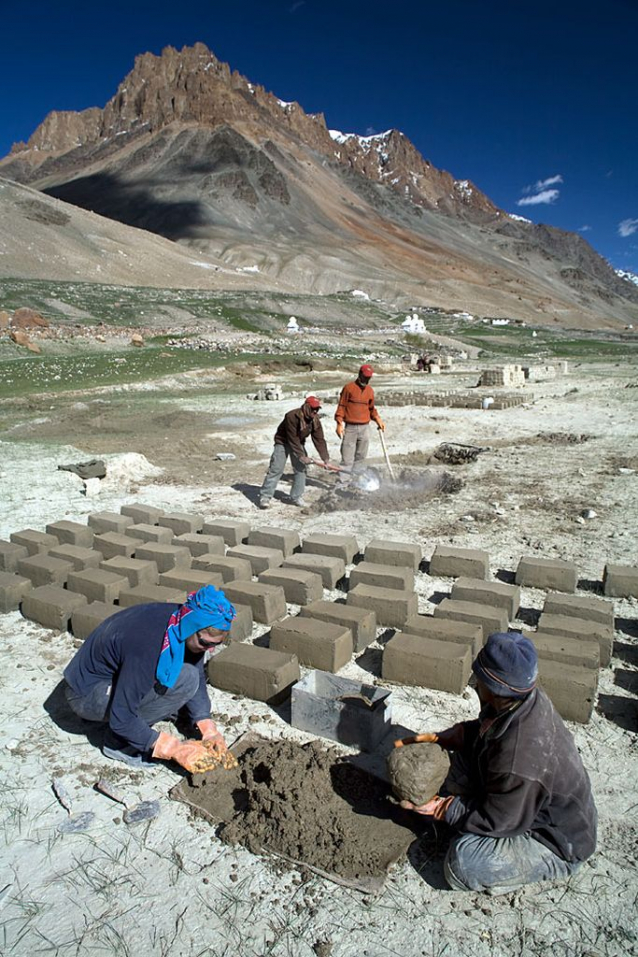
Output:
top-left (312, 467), bottom-right (463, 513)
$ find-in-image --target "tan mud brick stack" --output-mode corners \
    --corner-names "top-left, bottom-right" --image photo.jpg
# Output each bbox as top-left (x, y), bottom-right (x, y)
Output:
top-left (99, 556), bottom-right (159, 588)
top-left (22, 585), bottom-right (87, 630)
top-left (158, 569), bottom-right (224, 592)
top-left (17, 554), bottom-right (75, 588)
top-left (228, 604), bottom-right (253, 641)
top-left (134, 543), bottom-right (192, 573)
top-left (347, 584), bottom-right (417, 628)
top-left (88, 511), bottom-right (134, 535)
top-left (0, 571), bottom-right (32, 612)
top-left (202, 520), bottom-right (250, 547)
top-left (299, 601), bottom-right (377, 652)
top-left (10, 529), bottom-right (58, 555)
top-left (72, 601), bottom-right (121, 640)
top-left (158, 512), bottom-right (204, 536)
top-left (93, 532), bottom-right (141, 560)
top-left (248, 526), bottom-right (300, 558)
top-left (364, 539), bottom-right (422, 571)
top-left (258, 567), bottom-right (323, 605)
top-left (207, 643), bottom-right (299, 703)
top-left (537, 660), bottom-right (598, 724)
top-left (125, 523), bottom-right (173, 545)
top-left (66, 568), bottom-right (128, 604)
top-left (383, 632), bottom-right (472, 694)
top-left (603, 563), bottom-right (638, 598)
top-left (46, 520), bottom-right (94, 549)
top-left (269, 617), bottom-right (353, 673)
top-left (120, 503), bottom-right (165, 525)
top-left (49, 545), bottom-right (102, 572)
top-left (0, 540), bottom-right (29, 572)
top-left (451, 578), bottom-right (520, 619)
top-left (536, 613), bottom-right (613, 668)
top-left (515, 556), bottom-right (578, 593)
top-left (402, 614), bottom-right (483, 657)
top-left (172, 533), bottom-right (225, 557)
top-left (434, 599), bottom-right (508, 641)
top-left (302, 533), bottom-right (359, 564)
top-left (227, 544), bottom-right (285, 576)
top-left (522, 630), bottom-right (600, 672)
top-left (430, 545), bottom-right (490, 580)
top-left (222, 581), bottom-right (287, 624)
top-left (192, 554), bottom-right (252, 582)
top-left (119, 584), bottom-right (186, 607)
top-left (349, 562), bottom-right (413, 592)
top-left (282, 554), bottom-right (346, 589)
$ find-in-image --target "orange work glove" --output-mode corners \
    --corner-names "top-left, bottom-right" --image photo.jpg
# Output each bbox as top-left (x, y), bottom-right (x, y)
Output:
top-left (376, 418), bottom-right (385, 431)
top-left (400, 794), bottom-right (455, 820)
top-left (336, 422), bottom-right (345, 438)
top-left (152, 731), bottom-right (211, 772)
top-left (196, 718), bottom-right (227, 751)
top-left (435, 723), bottom-right (466, 751)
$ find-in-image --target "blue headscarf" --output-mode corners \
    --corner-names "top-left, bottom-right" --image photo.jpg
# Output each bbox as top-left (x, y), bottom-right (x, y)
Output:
top-left (156, 585), bottom-right (236, 689)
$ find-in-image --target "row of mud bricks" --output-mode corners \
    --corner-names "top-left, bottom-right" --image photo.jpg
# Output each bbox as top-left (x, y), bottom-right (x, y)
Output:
top-left (1, 504), bottom-right (637, 724)
top-left (381, 391), bottom-right (528, 410)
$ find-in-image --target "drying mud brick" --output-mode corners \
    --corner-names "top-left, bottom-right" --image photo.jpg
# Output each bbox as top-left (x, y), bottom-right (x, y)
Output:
top-left (0, 540), bottom-right (29, 572)
top-left (67, 568), bottom-right (128, 604)
top-left (134, 544), bottom-right (192, 574)
top-left (258, 568), bottom-right (323, 605)
top-left (248, 526), bottom-right (300, 558)
top-left (10, 529), bottom-right (58, 556)
top-left (121, 503), bottom-right (164, 524)
top-left (229, 603), bottom-right (253, 641)
top-left (364, 538), bottom-right (422, 571)
top-left (172, 533), bottom-right (225, 557)
top-left (451, 577), bottom-right (520, 619)
top-left (21, 584), bottom-right (87, 630)
top-left (347, 583), bottom-right (417, 628)
top-left (124, 523), bottom-right (173, 545)
top-left (119, 584), bottom-right (185, 607)
top-left (92, 532), bottom-right (141, 559)
top-left (515, 556), bottom-right (577, 593)
top-left (49, 545), bottom-right (102, 571)
top-left (99, 556), bottom-right (159, 588)
top-left (269, 617), bottom-right (353, 673)
top-left (349, 561), bottom-right (414, 593)
top-left (207, 642), bottom-right (299, 702)
top-left (71, 601), bottom-right (121, 640)
top-left (191, 554), bottom-right (252, 582)
top-left (159, 569), bottom-right (224, 592)
top-left (429, 545), bottom-right (490, 580)
top-left (158, 512), bottom-right (204, 536)
top-left (537, 660), bottom-right (598, 724)
top-left (282, 554), bottom-right (346, 589)
top-left (387, 742), bottom-right (451, 805)
top-left (222, 581), bottom-right (287, 624)
top-left (402, 614), bottom-right (483, 657)
top-left (383, 632), bottom-right (472, 694)
top-left (202, 520), bottom-right (250, 547)
top-left (603, 563), bottom-right (638, 599)
top-left (434, 598), bottom-right (508, 640)
top-left (302, 533), bottom-right (359, 564)
top-left (537, 613), bottom-right (613, 667)
top-left (525, 630), bottom-right (600, 671)
top-left (227, 544), bottom-right (285, 576)
top-left (0, 571), bottom-right (32, 612)
top-left (299, 600), bottom-right (377, 652)
top-left (87, 511), bottom-right (134, 535)
top-left (46, 520), bottom-right (94, 549)
top-left (17, 554), bottom-right (74, 587)
top-left (543, 592), bottom-right (615, 629)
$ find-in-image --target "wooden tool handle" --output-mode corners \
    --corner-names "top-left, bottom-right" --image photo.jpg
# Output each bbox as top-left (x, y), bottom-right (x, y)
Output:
top-left (393, 733), bottom-right (438, 748)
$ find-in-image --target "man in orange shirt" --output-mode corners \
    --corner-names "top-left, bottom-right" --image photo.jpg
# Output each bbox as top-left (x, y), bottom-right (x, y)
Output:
top-left (335, 364), bottom-right (385, 483)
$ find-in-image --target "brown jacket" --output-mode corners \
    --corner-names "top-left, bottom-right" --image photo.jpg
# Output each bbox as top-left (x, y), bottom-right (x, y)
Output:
top-left (335, 381), bottom-right (381, 426)
top-left (274, 407), bottom-right (329, 462)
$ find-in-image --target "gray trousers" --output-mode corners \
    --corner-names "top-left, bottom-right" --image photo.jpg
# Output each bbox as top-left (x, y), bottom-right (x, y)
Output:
top-left (260, 443), bottom-right (306, 503)
top-left (338, 423), bottom-right (370, 484)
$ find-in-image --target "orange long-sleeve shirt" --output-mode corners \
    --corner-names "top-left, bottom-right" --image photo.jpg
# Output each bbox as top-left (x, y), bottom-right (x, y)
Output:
top-left (335, 381), bottom-right (381, 426)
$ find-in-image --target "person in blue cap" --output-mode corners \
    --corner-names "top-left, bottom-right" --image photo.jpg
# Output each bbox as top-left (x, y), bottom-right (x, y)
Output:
top-left (399, 632), bottom-right (597, 894)
top-left (63, 585), bottom-right (236, 770)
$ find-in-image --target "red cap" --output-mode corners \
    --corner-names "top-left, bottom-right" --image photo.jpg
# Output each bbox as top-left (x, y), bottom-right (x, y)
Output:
top-left (359, 364), bottom-right (374, 378)
top-left (305, 395), bottom-right (322, 409)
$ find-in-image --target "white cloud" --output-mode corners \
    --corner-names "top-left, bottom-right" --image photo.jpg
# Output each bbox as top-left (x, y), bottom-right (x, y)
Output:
top-left (578, 225), bottom-right (592, 232)
top-left (522, 174), bottom-right (563, 195)
top-left (517, 189), bottom-right (560, 207)
top-left (618, 218), bottom-right (638, 238)
top-left (365, 125), bottom-right (377, 135)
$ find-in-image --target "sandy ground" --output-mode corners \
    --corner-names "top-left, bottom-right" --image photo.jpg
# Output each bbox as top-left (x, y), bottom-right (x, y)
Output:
top-left (1, 360), bottom-right (637, 957)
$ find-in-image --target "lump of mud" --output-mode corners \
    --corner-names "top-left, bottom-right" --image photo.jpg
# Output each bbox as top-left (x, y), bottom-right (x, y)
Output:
top-left (386, 743), bottom-right (450, 806)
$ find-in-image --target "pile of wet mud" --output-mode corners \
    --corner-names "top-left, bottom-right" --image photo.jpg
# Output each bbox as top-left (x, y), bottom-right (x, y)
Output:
top-left (311, 466), bottom-right (463, 513)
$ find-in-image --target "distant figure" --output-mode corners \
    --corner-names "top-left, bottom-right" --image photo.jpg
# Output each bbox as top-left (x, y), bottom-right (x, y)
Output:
top-left (259, 395), bottom-right (329, 509)
top-left (335, 365), bottom-right (384, 483)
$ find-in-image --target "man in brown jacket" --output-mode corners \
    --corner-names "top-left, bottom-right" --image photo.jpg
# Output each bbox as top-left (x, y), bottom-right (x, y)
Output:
top-left (258, 396), bottom-right (330, 509)
top-left (335, 364), bottom-right (385, 482)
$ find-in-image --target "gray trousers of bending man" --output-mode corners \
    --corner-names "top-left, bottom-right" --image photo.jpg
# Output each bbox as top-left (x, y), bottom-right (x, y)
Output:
top-left (260, 443), bottom-right (307, 504)
top-left (338, 423), bottom-right (369, 484)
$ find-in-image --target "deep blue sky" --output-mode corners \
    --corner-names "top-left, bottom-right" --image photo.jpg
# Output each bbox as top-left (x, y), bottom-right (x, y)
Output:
top-left (1, 0), bottom-right (636, 272)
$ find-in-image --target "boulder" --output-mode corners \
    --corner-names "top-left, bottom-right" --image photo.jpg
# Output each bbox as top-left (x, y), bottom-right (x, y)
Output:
top-left (11, 307), bottom-right (49, 329)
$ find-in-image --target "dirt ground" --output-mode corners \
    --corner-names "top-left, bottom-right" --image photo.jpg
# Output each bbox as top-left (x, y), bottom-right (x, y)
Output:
top-left (1, 357), bottom-right (637, 957)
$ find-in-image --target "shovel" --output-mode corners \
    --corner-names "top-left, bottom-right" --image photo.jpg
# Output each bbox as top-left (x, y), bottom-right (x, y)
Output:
top-left (95, 778), bottom-right (161, 824)
top-left (378, 430), bottom-right (396, 483)
top-left (52, 777), bottom-right (96, 833)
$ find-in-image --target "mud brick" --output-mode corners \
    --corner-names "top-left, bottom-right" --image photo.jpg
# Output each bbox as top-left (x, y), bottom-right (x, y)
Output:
top-left (0, 571), bottom-right (32, 612)
top-left (67, 568), bottom-right (128, 604)
top-left (524, 630), bottom-right (600, 671)
top-left (364, 539), bottom-right (422, 571)
top-left (49, 545), bottom-right (102, 571)
top-left (10, 529), bottom-right (58, 556)
top-left (124, 523), bottom-right (173, 545)
top-left (172, 533), bottom-right (225, 557)
top-left (0, 540), bottom-right (29, 572)
top-left (93, 533), bottom-right (141, 560)
top-left (299, 601), bottom-right (377, 652)
top-left (17, 554), bottom-right (74, 587)
top-left (45, 520), bottom-right (94, 548)
top-left (383, 632), bottom-right (472, 694)
top-left (258, 568), bottom-right (323, 605)
top-left (87, 511), bottom-right (134, 535)
top-left (347, 584), bottom-right (417, 628)
top-left (134, 544), bottom-right (191, 574)
top-left (430, 545), bottom-right (490, 580)
top-left (229, 604), bottom-right (253, 641)
top-left (403, 614), bottom-right (483, 657)
top-left (119, 584), bottom-right (185, 607)
top-left (191, 555), bottom-right (252, 582)
top-left (21, 584), bottom-right (87, 630)
top-left (603, 563), bottom-right (638, 599)
top-left (451, 577), bottom-right (520, 619)
top-left (302, 533), bottom-right (359, 564)
top-left (282, 554), bottom-right (346, 589)
top-left (202, 520), bottom-right (250, 547)
top-left (158, 512), bottom-right (204, 536)
top-left (248, 526), bottom-right (300, 558)
top-left (99, 557), bottom-right (159, 588)
top-left (537, 660), bottom-right (598, 724)
top-left (222, 581), bottom-right (287, 624)
top-left (515, 556), bottom-right (577, 593)
top-left (159, 569), bottom-right (224, 592)
top-left (433, 599), bottom-right (508, 641)
top-left (349, 561), bottom-right (414, 593)
top-left (543, 592), bottom-right (614, 629)
top-left (71, 602), bottom-right (121, 640)
top-left (269, 617), bottom-right (353, 673)
top-left (120, 503), bottom-right (164, 525)
top-left (207, 643), bottom-right (299, 703)
top-left (537, 613), bottom-right (613, 667)
top-left (227, 545), bottom-right (284, 576)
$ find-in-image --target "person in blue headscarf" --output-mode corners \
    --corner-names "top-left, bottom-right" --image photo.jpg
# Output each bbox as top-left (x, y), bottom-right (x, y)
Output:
top-left (63, 585), bottom-right (236, 770)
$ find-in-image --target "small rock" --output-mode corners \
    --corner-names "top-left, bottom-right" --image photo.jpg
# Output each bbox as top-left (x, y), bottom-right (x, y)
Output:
top-left (581, 508), bottom-right (597, 519)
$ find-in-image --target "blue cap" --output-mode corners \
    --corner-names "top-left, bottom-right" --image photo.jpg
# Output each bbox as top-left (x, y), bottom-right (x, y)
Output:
top-left (472, 632), bottom-right (538, 698)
